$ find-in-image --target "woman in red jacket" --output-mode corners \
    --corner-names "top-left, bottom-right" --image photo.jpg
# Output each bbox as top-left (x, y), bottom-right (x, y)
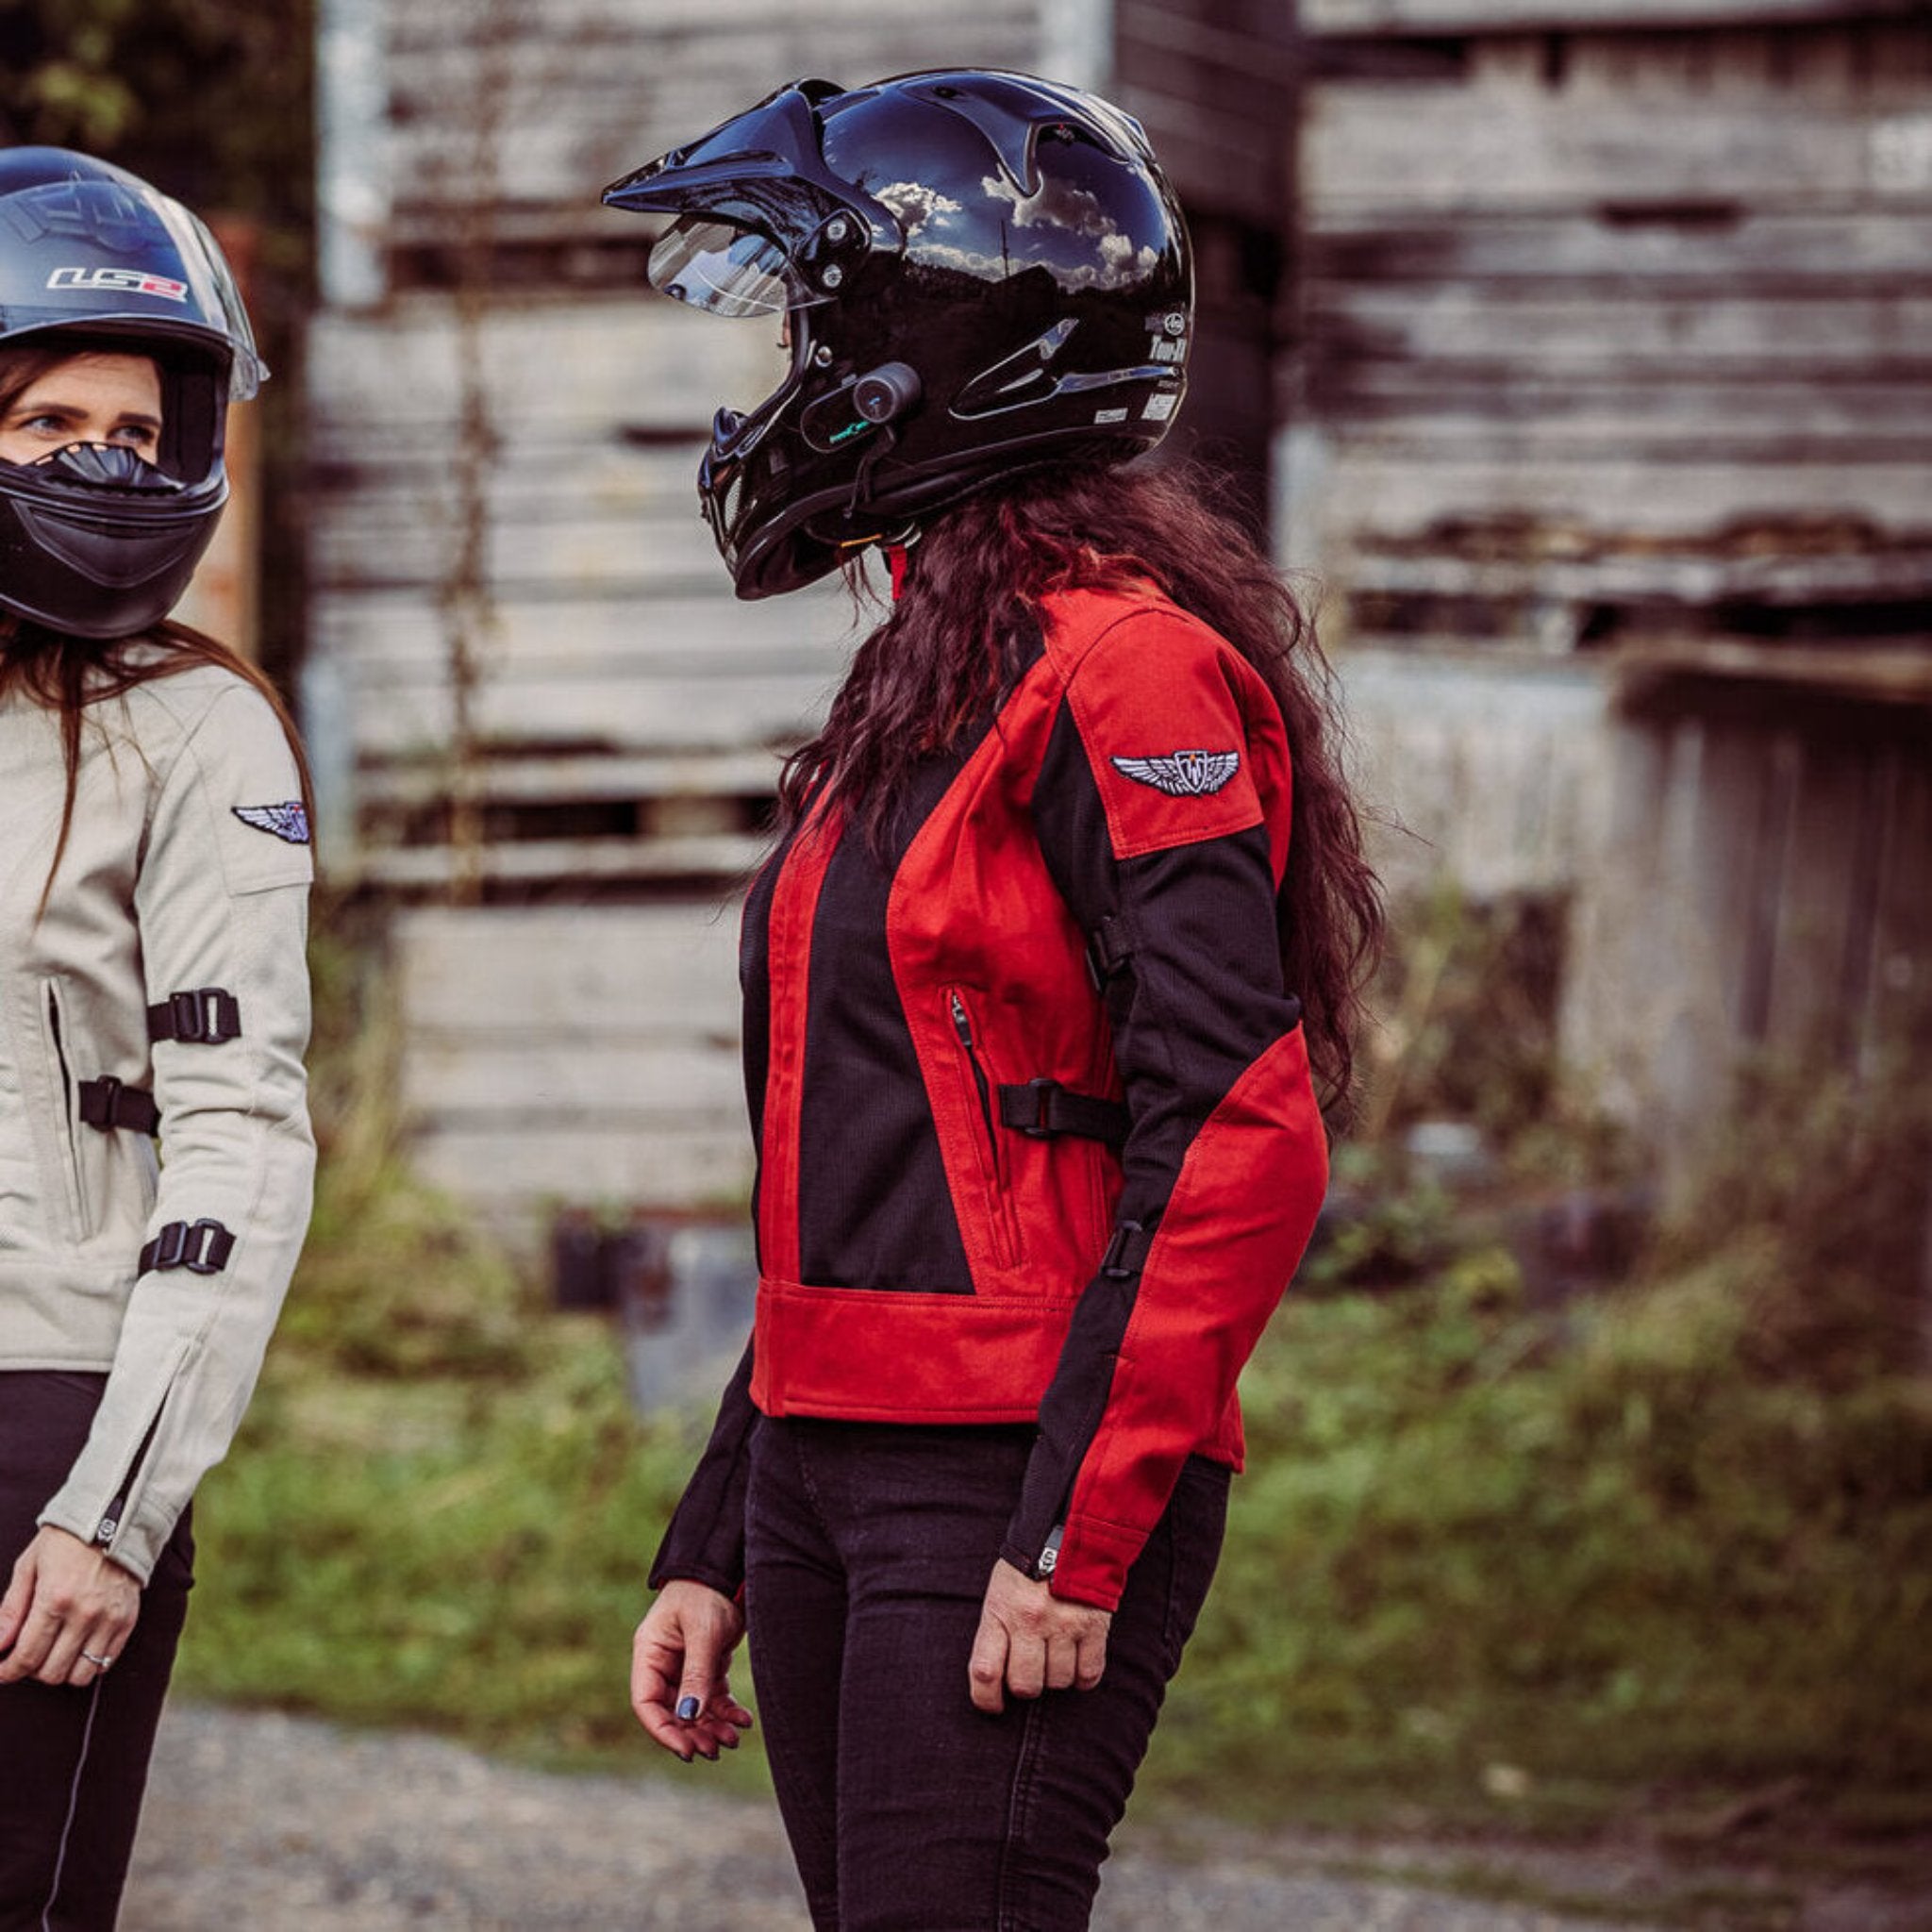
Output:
top-left (607, 72), bottom-right (1381, 1930)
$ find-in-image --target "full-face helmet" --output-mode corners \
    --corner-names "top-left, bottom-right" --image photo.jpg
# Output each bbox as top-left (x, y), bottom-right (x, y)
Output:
top-left (0, 147), bottom-right (267, 639)
top-left (603, 71), bottom-right (1191, 599)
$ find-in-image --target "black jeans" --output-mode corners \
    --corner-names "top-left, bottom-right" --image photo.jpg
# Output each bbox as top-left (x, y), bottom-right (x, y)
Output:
top-left (0, 1373), bottom-right (193, 1932)
top-left (744, 1417), bottom-right (1228, 1932)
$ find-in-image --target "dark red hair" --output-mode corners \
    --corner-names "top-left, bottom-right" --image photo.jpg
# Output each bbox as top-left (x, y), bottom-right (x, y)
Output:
top-left (779, 458), bottom-right (1384, 1115)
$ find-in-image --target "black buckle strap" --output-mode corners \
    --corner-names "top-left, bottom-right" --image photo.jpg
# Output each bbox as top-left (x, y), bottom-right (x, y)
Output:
top-left (1099, 1221), bottom-right (1153, 1279)
top-left (997, 1078), bottom-right (1130, 1148)
top-left (77, 1076), bottom-right (160, 1136)
top-left (1083, 911), bottom-right (1135, 991)
top-left (147, 987), bottom-right (242, 1045)
top-left (139, 1218), bottom-right (235, 1276)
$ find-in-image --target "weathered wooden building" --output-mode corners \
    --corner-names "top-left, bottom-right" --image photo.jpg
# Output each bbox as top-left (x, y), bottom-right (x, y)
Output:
top-left (307, 0), bottom-right (1931, 1233)
top-left (1287, 0), bottom-right (1932, 1149)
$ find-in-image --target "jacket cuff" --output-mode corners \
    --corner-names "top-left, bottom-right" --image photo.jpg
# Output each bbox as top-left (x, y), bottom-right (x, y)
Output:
top-left (33, 1494), bottom-right (165, 1588)
top-left (1042, 1512), bottom-right (1146, 1612)
top-left (646, 1561), bottom-right (744, 1602)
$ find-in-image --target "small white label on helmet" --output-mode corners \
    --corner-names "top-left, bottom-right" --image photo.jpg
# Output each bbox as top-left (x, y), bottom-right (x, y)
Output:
top-left (48, 266), bottom-right (189, 302)
top-left (1094, 408), bottom-right (1129, 425)
top-left (1151, 338), bottom-right (1184, 362)
top-left (1141, 393), bottom-right (1178, 421)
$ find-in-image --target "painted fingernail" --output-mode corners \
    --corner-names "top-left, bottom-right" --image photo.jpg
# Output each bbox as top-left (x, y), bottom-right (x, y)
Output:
top-left (675, 1694), bottom-right (701, 1721)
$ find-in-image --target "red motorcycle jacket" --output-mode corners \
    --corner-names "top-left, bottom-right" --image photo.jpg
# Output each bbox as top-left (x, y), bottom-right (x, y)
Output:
top-left (651, 585), bottom-right (1330, 1610)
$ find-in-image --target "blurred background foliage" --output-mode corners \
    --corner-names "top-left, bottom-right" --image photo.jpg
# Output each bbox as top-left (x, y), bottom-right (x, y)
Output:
top-left (0, 0), bottom-right (315, 688)
top-left (172, 903), bottom-right (1932, 1909)
top-left (0, 0), bottom-right (313, 229)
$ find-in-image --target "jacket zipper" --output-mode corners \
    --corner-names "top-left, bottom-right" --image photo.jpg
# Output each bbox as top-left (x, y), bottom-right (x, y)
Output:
top-left (950, 992), bottom-right (1000, 1165)
top-left (947, 990), bottom-right (1019, 1269)
top-left (92, 1341), bottom-right (190, 1551)
top-left (96, 1412), bottom-right (163, 1549)
top-left (42, 981), bottom-right (90, 1235)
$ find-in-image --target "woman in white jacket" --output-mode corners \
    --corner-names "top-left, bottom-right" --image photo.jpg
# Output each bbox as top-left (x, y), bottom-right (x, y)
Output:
top-left (0, 148), bottom-right (314, 1930)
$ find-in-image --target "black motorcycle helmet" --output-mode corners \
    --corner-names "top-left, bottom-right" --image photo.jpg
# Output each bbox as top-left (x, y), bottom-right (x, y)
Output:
top-left (0, 147), bottom-right (266, 639)
top-left (603, 71), bottom-right (1191, 599)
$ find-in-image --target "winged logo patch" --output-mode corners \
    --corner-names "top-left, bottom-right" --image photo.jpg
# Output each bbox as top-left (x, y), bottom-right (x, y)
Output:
top-left (1109, 750), bottom-right (1241, 798)
top-left (232, 801), bottom-right (311, 845)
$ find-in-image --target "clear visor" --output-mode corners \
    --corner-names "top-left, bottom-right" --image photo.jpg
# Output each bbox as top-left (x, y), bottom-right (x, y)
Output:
top-left (647, 218), bottom-right (793, 320)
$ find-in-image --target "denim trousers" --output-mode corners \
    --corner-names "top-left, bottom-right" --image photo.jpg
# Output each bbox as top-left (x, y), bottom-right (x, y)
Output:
top-left (744, 1417), bottom-right (1229, 1932)
top-left (0, 1373), bottom-right (193, 1932)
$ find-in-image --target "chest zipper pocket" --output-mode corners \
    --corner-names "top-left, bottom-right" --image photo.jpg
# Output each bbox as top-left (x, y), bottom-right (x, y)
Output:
top-left (946, 989), bottom-right (1021, 1271)
top-left (42, 981), bottom-right (91, 1239)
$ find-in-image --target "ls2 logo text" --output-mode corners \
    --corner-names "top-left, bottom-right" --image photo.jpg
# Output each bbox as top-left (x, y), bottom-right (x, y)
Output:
top-left (46, 266), bottom-right (189, 302)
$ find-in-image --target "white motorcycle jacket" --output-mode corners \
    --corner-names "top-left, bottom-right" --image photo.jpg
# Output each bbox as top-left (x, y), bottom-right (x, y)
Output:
top-left (0, 649), bottom-right (314, 1584)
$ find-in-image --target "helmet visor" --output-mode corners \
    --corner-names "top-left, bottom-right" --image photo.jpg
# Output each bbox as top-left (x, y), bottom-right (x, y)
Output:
top-left (647, 218), bottom-right (794, 320)
top-left (0, 173), bottom-right (265, 398)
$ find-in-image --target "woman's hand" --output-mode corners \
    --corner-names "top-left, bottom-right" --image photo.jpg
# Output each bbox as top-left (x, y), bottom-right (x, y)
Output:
top-left (968, 1557), bottom-right (1111, 1714)
top-left (630, 1578), bottom-right (755, 1762)
top-left (0, 1524), bottom-right (142, 1688)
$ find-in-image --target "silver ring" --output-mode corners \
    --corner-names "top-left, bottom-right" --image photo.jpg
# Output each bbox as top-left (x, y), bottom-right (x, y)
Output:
top-left (80, 1651), bottom-right (115, 1669)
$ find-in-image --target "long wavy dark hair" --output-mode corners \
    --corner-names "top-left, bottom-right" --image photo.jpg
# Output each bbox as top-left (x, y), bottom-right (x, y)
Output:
top-left (0, 341), bottom-right (313, 910)
top-left (778, 458), bottom-right (1384, 1115)
top-left (0, 614), bottom-right (315, 913)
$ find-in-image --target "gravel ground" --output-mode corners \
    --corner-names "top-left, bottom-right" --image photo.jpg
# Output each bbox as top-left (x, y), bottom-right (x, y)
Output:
top-left (120, 1705), bottom-right (1921, 1932)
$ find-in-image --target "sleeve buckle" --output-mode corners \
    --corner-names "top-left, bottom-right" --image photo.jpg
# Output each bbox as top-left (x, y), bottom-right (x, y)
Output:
top-left (166, 987), bottom-right (242, 1044)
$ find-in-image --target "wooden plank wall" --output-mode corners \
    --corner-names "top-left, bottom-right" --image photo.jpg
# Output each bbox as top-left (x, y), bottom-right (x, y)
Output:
top-left (310, 1), bottom-right (1068, 1228)
top-left (308, 297), bottom-right (858, 891)
top-left (310, 0), bottom-right (1062, 894)
top-left (393, 903), bottom-right (755, 1220)
top-left (1306, 0), bottom-right (1924, 28)
top-left (1306, 0), bottom-right (1923, 30)
top-left (1288, 6), bottom-right (1932, 1138)
top-left (1286, 14), bottom-right (1932, 644)
top-left (382, 0), bottom-right (1051, 259)
top-left (1113, 1), bottom-right (1300, 507)
top-left (1562, 692), bottom-right (1932, 1156)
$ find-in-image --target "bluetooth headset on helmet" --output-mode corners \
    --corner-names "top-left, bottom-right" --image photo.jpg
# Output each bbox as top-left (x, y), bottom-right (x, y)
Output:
top-left (603, 70), bottom-right (1192, 600)
top-left (0, 147), bottom-right (266, 640)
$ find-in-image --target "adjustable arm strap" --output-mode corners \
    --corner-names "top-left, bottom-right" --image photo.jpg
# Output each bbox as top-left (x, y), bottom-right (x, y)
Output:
top-left (77, 1076), bottom-right (160, 1137)
top-left (77, 983), bottom-right (245, 1137)
top-left (138, 1218), bottom-right (236, 1276)
top-left (147, 986), bottom-right (242, 1044)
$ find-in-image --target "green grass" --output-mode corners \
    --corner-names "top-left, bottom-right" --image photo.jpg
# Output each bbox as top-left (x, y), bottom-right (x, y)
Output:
top-left (177, 1222), bottom-right (1932, 1839)
top-left (1146, 1251), bottom-right (1932, 1831)
top-left (174, 921), bottom-right (1932, 1879)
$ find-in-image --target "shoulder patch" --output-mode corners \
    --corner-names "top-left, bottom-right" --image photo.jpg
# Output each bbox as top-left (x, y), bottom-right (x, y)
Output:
top-left (232, 801), bottom-right (311, 845)
top-left (1110, 749), bottom-right (1241, 798)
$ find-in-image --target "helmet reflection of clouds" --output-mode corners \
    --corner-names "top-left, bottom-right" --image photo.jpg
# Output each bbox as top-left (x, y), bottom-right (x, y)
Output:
top-left (869, 164), bottom-right (1162, 292)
